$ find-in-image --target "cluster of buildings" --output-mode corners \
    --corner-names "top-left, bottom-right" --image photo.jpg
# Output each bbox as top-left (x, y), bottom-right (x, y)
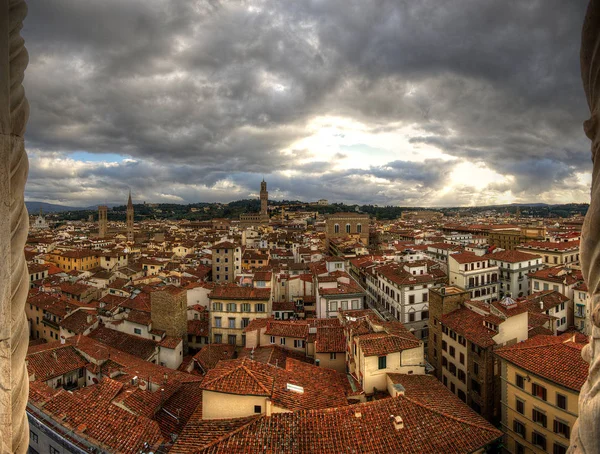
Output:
top-left (23, 183), bottom-right (589, 453)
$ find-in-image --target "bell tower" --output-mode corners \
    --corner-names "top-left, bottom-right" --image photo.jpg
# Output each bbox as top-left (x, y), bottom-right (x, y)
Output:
top-left (126, 190), bottom-right (134, 242)
top-left (260, 179), bottom-right (268, 218)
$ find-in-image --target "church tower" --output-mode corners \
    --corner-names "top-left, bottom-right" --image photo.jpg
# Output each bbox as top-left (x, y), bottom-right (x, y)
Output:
top-left (126, 190), bottom-right (134, 242)
top-left (260, 179), bottom-right (268, 218)
top-left (98, 205), bottom-right (108, 238)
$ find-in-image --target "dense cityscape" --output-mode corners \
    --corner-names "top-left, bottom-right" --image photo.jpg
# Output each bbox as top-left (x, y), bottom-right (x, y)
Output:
top-left (8, 0), bottom-right (597, 453)
top-left (23, 180), bottom-right (589, 453)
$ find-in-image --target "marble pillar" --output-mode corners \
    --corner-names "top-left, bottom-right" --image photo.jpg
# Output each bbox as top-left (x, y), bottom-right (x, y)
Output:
top-left (0, 0), bottom-right (30, 452)
top-left (571, 1), bottom-right (600, 452)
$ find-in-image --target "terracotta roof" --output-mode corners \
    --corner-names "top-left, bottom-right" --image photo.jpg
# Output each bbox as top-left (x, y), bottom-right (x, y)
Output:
top-left (159, 336), bottom-right (182, 349)
top-left (358, 332), bottom-right (421, 356)
top-left (26, 344), bottom-right (88, 382)
top-left (489, 250), bottom-right (541, 263)
top-left (209, 284), bottom-right (271, 300)
top-left (495, 333), bottom-right (589, 391)
top-left (442, 308), bottom-right (498, 348)
top-left (59, 309), bottom-right (97, 334)
top-left (193, 344), bottom-right (236, 373)
top-left (201, 358), bottom-right (274, 396)
top-left (88, 326), bottom-right (157, 360)
top-left (187, 378), bottom-right (501, 453)
top-left (315, 326), bottom-right (346, 353)
top-left (31, 378), bottom-right (164, 453)
top-left (520, 240), bottom-right (580, 251)
top-left (188, 319), bottom-right (209, 337)
top-left (264, 320), bottom-right (309, 339)
top-left (238, 345), bottom-right (314, 368)
top-left (449, 252), bottom-right (487, 264)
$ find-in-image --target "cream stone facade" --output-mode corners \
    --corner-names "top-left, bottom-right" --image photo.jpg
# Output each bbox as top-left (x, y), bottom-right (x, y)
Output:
top-left (353, 342), bottom-right (425, 395)
top-left (209, 288), bottom-right (272, 347)
top-left (202, 390), bottom-right (267, 420)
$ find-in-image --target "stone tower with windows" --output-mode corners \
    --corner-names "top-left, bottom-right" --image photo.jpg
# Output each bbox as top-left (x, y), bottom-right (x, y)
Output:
top-left (98, 205), bottom-right (108, 238)
top-left (126, 191), bottom-right (134, 242)
top-left (260, 179), bottom-right (268, 217)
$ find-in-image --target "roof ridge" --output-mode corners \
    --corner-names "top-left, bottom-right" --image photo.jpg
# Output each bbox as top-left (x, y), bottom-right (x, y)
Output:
top-left (241, 364), bottom-right (272, 395)
top-left (400, 394), bottom-right (501, 434)
top-left (196, 416), bottom-right (262, 452)
top-left (496, 338), bottom-right (563, 353)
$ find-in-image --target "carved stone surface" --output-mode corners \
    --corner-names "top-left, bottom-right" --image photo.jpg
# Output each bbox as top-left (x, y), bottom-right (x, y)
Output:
top-left (571, 1), bottom-right (600, 452)
top-left (0, 0), bottom-right (30, 452)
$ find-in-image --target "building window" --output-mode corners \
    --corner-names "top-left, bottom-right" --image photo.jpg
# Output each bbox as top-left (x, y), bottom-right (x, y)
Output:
top-left (330, 352), bottom-right (337, 360)
top-left (215, 317), bottom-right (222, 328)
top-left (334, 224), bottom-right (340, 234)
top-left (459, 352), bottom-right (465, 365)
top-left (241, 303), bottom-right (251, 312)
top-left (556, 393), bottom-right (567, 410)
top-left (255, 304), bottom-right (265, 312)
top-left (515, 441), bottom-right (525, 454)
top-left (553, 442), bottom-right (568, 454)
top-left (458, 370), bottom-right (466, 383)
top-left (227, 303), bottom-right (237, 312)
top-left (449, 346), bottom-right (455, 357)
top-left (516, 373), bottom-right (525, 389)
top-left (357, 224), bottom-right (362, 233)
top-left (345, 223), bottom-right (351, 234)
top-left (471, 378), bottom-right (481, 394)
top-left (409, 295), bottom-right (415, 304)
top-left (513, 419), bottom-right (526, 438)
top-left (254, 405), bottom-right (262, 413)
top-left (442, 340), bottom-right (447, 351)
top-left (228, 318), bottom-right (235, 329)
top-left (516, 398), bottom-right (525, 414)
top-left (532, 383), bottom-right (547, 401)
top-left (228, 335), bottom-right (236, 345)
top-left (532, 408), bottom-right (547, 428)
top-left (30, 431), bottom-right (38, 444)
top-left (134, 328), bottom-right (142, 335)
top-left (50, 446), bottom-right (60, 454)
top-left (378, 356), bottom-right (387, 370)
top-left (408, 312), bottom-right (415, 322)
top-left (270, 336), bottom-right (275, 344)
top-left (213, 302), bottom-right (223, 311)
top-left (242, 318), bottom-right (250, 328)
top-left (280, 337), bottom-right (286, 346)
top-left (553, 419), bottom-right (570, 439)
top-left (422, 310), bottom-right (429, 319)
top-left (532, 431), bottom-right (547, 450)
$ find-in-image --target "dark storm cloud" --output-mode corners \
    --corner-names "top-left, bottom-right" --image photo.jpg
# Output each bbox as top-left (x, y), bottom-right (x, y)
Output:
top-left (22, 0), bottom-right (591, 205)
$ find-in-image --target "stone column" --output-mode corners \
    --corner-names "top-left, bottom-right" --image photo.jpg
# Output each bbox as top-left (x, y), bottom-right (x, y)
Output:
top-left (0, 0), bottom-right (30, 453)
top-left (572, 1), bottom-right (600, 452)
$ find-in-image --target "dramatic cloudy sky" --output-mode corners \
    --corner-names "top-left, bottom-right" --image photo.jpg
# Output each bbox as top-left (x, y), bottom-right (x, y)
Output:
top-left (22, 0), bottom-right (591, 207)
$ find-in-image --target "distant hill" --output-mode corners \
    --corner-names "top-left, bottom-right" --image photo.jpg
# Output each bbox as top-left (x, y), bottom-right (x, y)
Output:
top-left (26, 201), bottom-right (119, 213)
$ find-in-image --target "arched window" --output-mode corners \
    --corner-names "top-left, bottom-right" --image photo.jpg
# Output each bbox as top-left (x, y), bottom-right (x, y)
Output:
top-left (356, 224), bottom-right (362, 233)
top-left (334, 224), bottom-right (340, 234)
top-left (346, 224), bottom-right (351, 234)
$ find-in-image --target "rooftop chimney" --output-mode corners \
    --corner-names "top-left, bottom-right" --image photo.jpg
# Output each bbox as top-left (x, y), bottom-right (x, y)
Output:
top-left (392, 415), bottom-right (404, 430)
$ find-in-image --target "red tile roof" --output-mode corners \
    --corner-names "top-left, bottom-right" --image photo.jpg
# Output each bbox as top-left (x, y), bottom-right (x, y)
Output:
top-left (209, 284), bottom-right (271, 300)
top-left (495, 333), bottom-right (589, 391)
top-left (489, 250), bottom-right (541, 263)
top-left (26, 344), bottom-right (88, 382)
top-left (31, 378), bottom-right (164, 453)
top-left (184, 377), bottom-right (501, 453)
top-left (442, 307), bottom-right (498, 348)
top-left (193, 344), bottom-right (236, 373)
top-left (315, 326), bottom-right (346, 353)
top-left (358, 332), bottom-right (421, 356)
top-left (264, 320), bottom-right (309, 339)
top-left (88, 326), bottom-right (157, 360)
